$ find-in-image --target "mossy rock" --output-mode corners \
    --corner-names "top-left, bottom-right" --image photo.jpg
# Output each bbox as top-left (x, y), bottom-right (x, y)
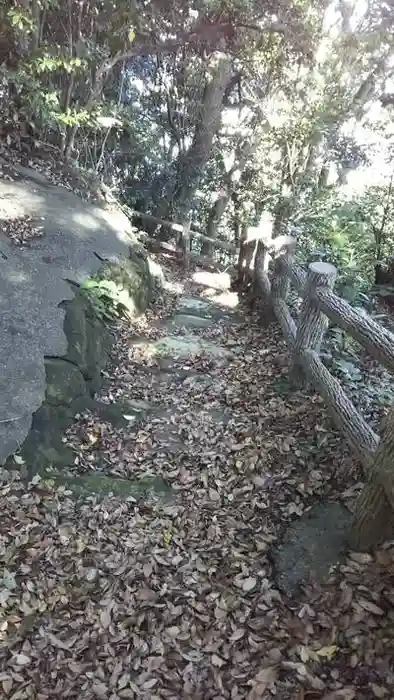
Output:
top-left (42, 471), bottom-right (172, 501)
top-left (95, 252), bottom-right (152, 316)
top-left (63, 291), bottom-right (114, 389)
top-left (90, 399), bottom-right (153, 428)
top-left (45, 358), bottom-right (88, 406)
top-left (20, 398), bottom-right (86, 474)
top-left (17, 251), bottom-right (153, 477)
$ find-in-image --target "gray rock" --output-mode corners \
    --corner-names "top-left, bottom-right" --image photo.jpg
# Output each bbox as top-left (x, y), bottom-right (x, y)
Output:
top-left (133, 334), bottom-right (233, 362)
top-left (63, 292), bottom-right (114, 391)
top-left (45, 358), bottom-right (88, 407)
top-left (177, 294), bottom-right (241, 323)
top-left (92, 399), bottom-right (152, 428)
top-left (272, 501), bottom-right (352, 597)
top-left (41, 471), bottom-right (172, 501)
top-left (161, 314), bottom-right (213, 330)
top-left (0, 173), bottom-right (153, 461)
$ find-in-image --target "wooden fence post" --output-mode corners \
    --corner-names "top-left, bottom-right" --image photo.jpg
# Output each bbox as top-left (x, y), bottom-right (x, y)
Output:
top-left (252, 240), bottom-right (273, 325)
top-left (349, 409), bottom-right (394, 550)
top-left (180, 218), bottom-right (191, 268)
top-left (270, 237), bottom-right (296, 304)
top-left (236, 223), bottom-right (248, 288)
top-left (291, 261), bottom-right (337, 387)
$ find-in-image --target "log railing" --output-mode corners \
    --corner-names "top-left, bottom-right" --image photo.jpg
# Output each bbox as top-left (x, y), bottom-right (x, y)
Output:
top-left (128, 208), bottom-right (236, 268)
top-left (238, 234), bottom-right (394, 551)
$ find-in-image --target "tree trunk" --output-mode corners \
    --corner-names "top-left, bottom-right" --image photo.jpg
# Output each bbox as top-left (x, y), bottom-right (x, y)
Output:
top-left (154, 54), bottom-right (232, 240)
top-left (202, 189), bottom-right (229, 256)
top-left (201, 134), bottom-right (257, 255)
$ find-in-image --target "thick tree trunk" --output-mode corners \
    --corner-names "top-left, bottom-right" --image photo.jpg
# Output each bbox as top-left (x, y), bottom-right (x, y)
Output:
top-left (202, 189), bottom-right (229, 256)
top-left (154, 54), bottom-right (232, 240)
top-left (201, 134), bottom-right (257, 255)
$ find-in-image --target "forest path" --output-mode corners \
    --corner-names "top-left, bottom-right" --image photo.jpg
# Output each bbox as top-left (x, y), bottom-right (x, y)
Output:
top-left (0, 258), bottom-right (392, 700)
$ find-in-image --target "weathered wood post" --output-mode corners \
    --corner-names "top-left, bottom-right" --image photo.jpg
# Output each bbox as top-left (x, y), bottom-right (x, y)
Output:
top-left (236, 223), bottom-right (248, 288)
top-left (349, 409), bottom-right (394, 550)
top-left (180, 218), bottom-right (191, 268)
top-left (270, 236), bottom-right (296, 305)
top-left (269, 236), bottom-right (297, 347)
top-left (291, 261), bottom-right (337, 387)
top-left (252, 239), bottom-right (273, 325)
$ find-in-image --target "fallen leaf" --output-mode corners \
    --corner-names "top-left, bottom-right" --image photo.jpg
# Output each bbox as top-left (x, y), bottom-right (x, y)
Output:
top-left (100, 608), bottom-right (111, 629)
top-left (316, 645), bottom-right (339, 660)
top-left (358, 599), bottom-right (384, 615)
top-left (211, 654), bottom-right (226, 667)
top-left (320, 690), bottom-right (356, 700)
top-left (12, 654), bottom-right (31, 666)
top-left (242, 577), bottom-right (257, 592)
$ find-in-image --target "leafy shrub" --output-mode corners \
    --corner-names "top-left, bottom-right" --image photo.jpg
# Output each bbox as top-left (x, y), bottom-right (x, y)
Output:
top-left (81, 278), bottom-right (131, 322)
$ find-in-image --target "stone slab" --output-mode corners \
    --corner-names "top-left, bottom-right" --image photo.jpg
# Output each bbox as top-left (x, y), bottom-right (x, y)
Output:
top-left (161, 313), bottom-right (213, 330)
top-left (133, 334), bottom-right (233, 361)
top-left (42, 471), bottom-right (172, 501)
top-left (176, 295), bottom-right (240, 323)
top-left (272, 501), bottom-right (352, 597)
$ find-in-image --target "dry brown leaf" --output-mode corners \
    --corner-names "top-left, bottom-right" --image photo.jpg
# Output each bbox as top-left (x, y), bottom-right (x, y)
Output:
top-left (99, 608), bottom-right (112, 629)
top-left (12, 654), bottom-right (31, 666)
top-left (241, 576), bottom-right (257, 592)
top-left (247, 665), bottom-right (278, 698)
top-left (2, 678), bottom-right (13, 694)
top-left (358, 599), bottom-right (384, 615)
top-left (320, 690), bottom-right (356, 700)
top-left (371, 684), bottom-right (388, 698)
top-left (211, 654), bottom-right (226, 667)
top-left (92, 683), bottom-right (108, 698)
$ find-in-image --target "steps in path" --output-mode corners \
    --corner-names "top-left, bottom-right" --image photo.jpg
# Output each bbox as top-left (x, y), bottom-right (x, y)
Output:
top-left (43, 285), bottom-right (241, 500)
top-left (42, 275), bottom-right (353, 597)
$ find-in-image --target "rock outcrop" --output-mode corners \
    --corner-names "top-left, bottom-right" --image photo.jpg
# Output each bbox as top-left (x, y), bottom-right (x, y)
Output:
top-left (0, 162), bottom-right (154, 466)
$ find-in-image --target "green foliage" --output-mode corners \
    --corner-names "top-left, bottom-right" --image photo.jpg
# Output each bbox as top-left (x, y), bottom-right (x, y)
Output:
top-left (81, 278), bottom-right (131, 322)
top-left (7, 8), bottom-right (33, 33)
top-left (294, 192), bottom-right (382, 297)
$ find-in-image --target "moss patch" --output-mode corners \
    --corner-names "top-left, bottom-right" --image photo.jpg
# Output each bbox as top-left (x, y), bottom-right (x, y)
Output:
top-left (42, 471), bottom-right (172, 501)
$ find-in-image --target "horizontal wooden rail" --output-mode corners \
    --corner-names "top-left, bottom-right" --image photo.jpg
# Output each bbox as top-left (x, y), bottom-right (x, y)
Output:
top-left (274, 298), bottom-right (296, 348)
top-left (236, 231), bottom-right (394, 550)
top-left (140, 235), bottom-right (222, 271)
top-left (130, 209), bottom-right (237, 253)
top-left (281, 257), bottom-right (307, 292)
top-left (315, 286), bottom-right (394, 375)
top-left (302, 349), bottom-right (379, 469)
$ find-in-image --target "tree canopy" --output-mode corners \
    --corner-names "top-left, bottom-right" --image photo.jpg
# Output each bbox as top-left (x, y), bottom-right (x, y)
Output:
top-left (1, 0), bottom-right (394, 286)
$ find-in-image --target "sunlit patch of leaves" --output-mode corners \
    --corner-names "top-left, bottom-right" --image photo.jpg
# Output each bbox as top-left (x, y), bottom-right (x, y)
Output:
top-left (0, 214), bottom-right (44, 246)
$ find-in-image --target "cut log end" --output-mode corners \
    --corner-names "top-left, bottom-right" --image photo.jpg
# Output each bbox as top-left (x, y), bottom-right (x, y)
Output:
top-left (308, 261), bottom-right (337, 277)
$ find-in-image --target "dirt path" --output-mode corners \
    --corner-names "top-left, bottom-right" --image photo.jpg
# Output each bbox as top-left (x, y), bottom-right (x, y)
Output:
top-left (0, 260), bottom-right (393, 700)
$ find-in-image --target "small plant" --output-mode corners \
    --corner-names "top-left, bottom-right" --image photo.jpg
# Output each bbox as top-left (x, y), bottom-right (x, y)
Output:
top-left (81, 278), bottom-right (131, 322)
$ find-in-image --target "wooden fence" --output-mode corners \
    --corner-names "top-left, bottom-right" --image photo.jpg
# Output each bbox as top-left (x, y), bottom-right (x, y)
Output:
top-left (134, 210), bottom-right (394, 550)
top-left (128, 208), bottom-right (236, 269)
top-left (238, 234), bottom-right (394, 551)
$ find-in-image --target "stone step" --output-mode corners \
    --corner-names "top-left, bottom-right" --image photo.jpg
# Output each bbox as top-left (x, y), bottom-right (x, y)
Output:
top-left (40, 470), bottom-right (172, 501)
top-left (272, 502), bottom-right (352, 597)
top-left (132, 334), bottom-right (233, 363)
top-left (176, 294), bottom-right (241, 323)
top-left (160, 313), bottom-right (214, 331)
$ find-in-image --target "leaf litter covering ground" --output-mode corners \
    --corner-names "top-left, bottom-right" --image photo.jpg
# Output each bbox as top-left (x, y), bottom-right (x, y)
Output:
top-left (1, 260), bottom-right (394, 699)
